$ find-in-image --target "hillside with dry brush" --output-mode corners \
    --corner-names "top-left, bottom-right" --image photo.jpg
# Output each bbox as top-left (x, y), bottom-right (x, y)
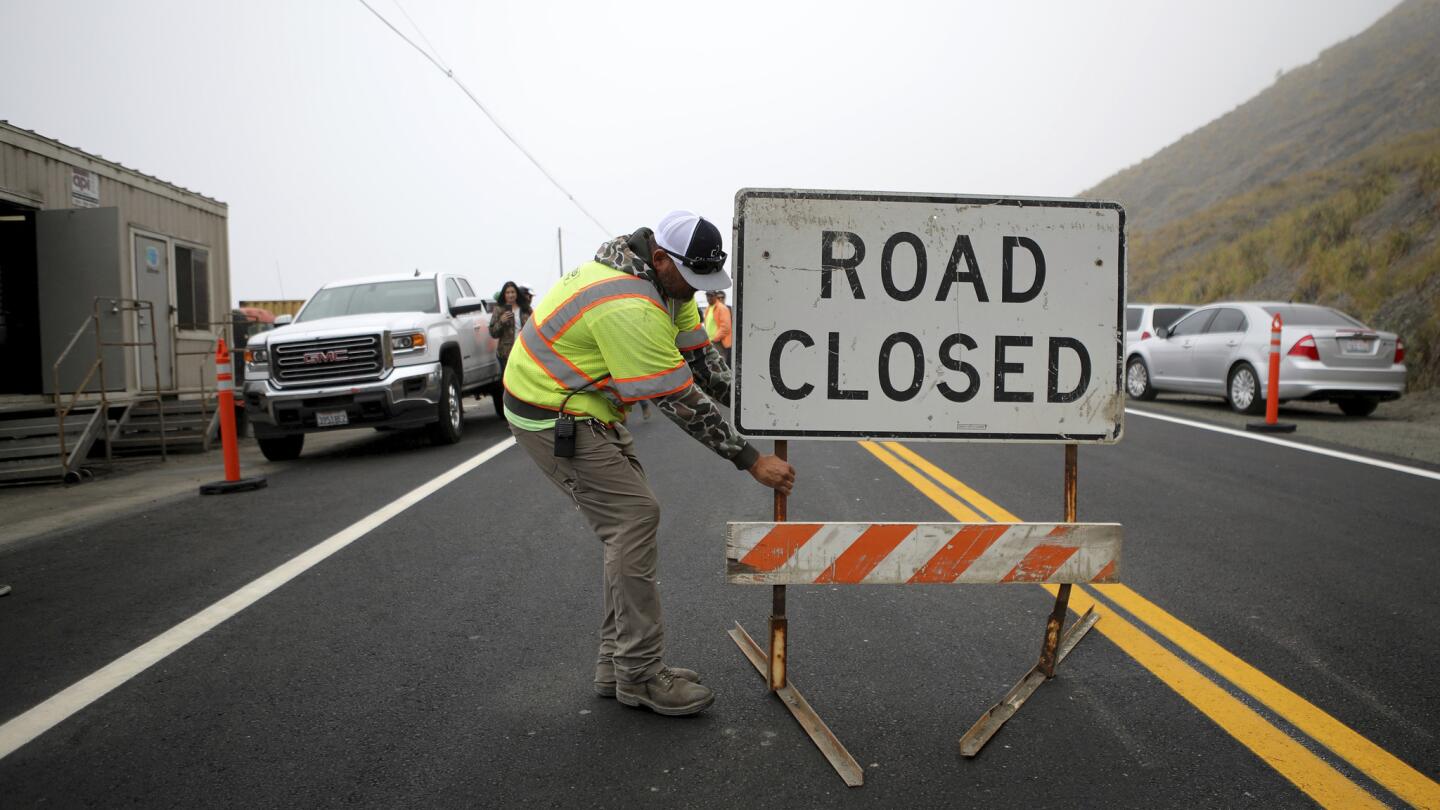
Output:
top-left (1085, 0), bottom-right (1440, 387)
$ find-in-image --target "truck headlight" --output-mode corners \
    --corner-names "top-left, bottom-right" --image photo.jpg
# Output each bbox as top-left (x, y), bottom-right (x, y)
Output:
top-left (391, 331), bottom-right (427, 353)
top-left (244, 347), bottom-right (269, 370)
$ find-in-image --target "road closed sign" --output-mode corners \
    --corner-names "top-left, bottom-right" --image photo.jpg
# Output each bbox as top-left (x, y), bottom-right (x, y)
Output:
top-left (733, 189), bottom-right (1125, 442)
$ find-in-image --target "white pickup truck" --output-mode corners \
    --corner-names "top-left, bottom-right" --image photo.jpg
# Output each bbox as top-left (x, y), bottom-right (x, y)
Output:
top-left (241, 272), bottom-right (502, 460)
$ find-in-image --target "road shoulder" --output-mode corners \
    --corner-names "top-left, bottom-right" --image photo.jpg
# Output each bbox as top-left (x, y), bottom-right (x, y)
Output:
top-left (1127, 388), bottom-right (1440, 468)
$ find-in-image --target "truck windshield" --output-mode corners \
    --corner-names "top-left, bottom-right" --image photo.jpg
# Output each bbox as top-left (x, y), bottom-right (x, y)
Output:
top-left (298, 281), bottom-right (439, 321)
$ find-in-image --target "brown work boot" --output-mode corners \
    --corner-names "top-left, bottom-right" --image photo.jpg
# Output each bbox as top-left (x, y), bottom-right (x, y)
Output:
top-left (615, 668), bottom-right (714, 716)
top-left (594, 662), bottom-right (701, 697)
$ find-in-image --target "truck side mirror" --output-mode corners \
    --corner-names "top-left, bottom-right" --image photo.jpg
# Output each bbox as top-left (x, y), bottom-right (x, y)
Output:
top-left (451, 296), bottom-right (488, 316)
top-left (1154, 325), bottom-right (1168, 339)
top-left (274, 314), bottom-right (293, 326)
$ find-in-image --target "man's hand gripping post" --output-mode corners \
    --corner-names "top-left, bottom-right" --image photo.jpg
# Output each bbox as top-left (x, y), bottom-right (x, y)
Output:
top-left (748, 453), bottom-right (795, 496)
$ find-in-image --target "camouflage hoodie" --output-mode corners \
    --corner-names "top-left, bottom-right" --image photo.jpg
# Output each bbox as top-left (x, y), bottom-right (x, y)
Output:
top-left (594, 234), bottom-right (760, 471)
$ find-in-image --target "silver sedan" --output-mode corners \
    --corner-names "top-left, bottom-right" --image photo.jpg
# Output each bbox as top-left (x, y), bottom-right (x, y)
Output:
top-left (1124, 302), bottom-right (1406, 416)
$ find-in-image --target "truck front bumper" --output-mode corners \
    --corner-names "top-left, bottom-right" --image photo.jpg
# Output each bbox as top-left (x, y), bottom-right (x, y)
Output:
top-left (243, 363), bottom-right (444, 437)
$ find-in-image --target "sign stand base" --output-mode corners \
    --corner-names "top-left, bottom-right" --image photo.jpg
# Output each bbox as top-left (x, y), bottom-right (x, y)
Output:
top-left (958, 444), bottom-right (1101, 758)
top-left (958, 605), bottom-right (1100, 756)
top-left (729, 621), bottom-right (864, 787)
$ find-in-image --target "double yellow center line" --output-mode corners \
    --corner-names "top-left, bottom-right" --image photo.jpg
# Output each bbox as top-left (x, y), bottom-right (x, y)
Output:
top-left (859, 440), bottom-right (1439, 810)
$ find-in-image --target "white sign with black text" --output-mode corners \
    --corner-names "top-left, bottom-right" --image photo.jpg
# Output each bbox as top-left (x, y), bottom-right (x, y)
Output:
top-left (70, 167), bottom-right (100, 208)
top-left (733, 189), bottom-right (1125, 442)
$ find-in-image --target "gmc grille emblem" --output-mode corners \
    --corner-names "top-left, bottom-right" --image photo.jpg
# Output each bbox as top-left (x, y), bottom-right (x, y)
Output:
top-left (302, 349), bottom-right (348, 364)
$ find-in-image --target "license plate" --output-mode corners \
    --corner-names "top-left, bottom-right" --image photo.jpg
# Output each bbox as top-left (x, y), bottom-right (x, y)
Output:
top-left (316, 410), bottom-right (349, 427)
top-left (1341, 337), bottom-right (1372, 353)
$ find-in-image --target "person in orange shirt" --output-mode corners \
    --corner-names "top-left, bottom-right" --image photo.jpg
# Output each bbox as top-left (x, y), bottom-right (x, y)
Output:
top-left (704, 290), bottom-right (732, 365)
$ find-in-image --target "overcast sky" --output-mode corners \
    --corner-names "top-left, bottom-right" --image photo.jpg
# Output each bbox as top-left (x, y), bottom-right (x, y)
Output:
top-left (0, 0), bottom-right (1398, 304)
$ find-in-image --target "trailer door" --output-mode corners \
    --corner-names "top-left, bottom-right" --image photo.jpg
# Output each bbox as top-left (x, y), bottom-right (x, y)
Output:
top-left (36, 207), bottom-right (125, 394)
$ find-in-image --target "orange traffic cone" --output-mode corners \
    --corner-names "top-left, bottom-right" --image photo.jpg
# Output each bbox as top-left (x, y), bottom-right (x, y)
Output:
top-left (200, 338), bottom-right (268, 494)
top-left (1246, 313), bottom-right (1297, 434)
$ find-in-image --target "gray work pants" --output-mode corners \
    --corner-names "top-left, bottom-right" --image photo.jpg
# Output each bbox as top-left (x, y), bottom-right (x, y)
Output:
top-left (510, 420), bottom-right (665, 684)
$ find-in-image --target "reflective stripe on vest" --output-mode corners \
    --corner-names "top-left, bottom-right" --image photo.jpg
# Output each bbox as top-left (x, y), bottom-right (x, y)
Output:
top-left (506, 264), bottom-right (705, 422)
top-left (517, 274), bottom-right (669, 390)
top-left (517, 321), bottom-right (593, 390)
top-left (611, 361), bottom-right (693, 401)
top-left (676, 326), bottom-right (709, 352)
top-left (535, 275), bottom-right (663, 343)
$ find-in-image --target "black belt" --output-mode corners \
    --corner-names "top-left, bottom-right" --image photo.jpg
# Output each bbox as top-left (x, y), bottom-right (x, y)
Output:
top-left (503, 391), bottom-right (604, 424)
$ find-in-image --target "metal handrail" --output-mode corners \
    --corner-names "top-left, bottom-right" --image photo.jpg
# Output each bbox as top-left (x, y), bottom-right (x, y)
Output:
top-left (172, 319), bottom-right (237, 442)
top-left (52, 297), bottom-right (166, 471)
top-left (50, 302), bottom-right (244, 474)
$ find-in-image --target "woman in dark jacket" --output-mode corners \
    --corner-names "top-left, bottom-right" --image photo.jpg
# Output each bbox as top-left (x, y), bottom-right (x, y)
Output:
top-left (489, 280), bottom-right (532, 374)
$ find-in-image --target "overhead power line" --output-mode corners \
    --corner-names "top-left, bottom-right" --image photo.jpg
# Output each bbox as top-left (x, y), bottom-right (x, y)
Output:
top-left (356, 0), bottom-right (610, 235)
top-left (386, 0), bottom-right (447, 71)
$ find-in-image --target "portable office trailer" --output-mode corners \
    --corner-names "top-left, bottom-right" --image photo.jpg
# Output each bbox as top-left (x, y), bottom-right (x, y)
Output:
top-left (0, 121), bottom-right (230, 401)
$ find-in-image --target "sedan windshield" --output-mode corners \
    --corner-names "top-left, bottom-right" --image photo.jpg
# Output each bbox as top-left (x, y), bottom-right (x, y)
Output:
top-left (1262, 305), bottom-right (1365, 328)
top-left (298, 280), bottom-right (439, 321)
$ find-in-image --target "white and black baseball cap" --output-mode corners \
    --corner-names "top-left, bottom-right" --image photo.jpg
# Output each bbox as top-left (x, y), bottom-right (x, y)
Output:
top-left (655, 210), bottom-right (731, 291)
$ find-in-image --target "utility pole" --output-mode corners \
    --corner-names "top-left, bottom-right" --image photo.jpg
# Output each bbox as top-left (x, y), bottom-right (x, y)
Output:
top-left (557, 227), bottom-right (564, 277)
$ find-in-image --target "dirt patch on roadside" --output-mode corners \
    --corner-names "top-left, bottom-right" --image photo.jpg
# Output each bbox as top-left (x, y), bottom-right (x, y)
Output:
top-left (1129, 388), bottom-right (1440, 467)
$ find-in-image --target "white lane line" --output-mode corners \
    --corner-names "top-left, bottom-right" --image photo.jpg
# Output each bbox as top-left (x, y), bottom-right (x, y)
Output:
top-left (0, 436), bottom-right (516, 762)
top-left (1126, 408), bottom-right (1440, 482)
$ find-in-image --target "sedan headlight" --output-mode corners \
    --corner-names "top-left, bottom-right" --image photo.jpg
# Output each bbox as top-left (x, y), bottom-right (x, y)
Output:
top-left (391, 331), bottom-right (428, 353)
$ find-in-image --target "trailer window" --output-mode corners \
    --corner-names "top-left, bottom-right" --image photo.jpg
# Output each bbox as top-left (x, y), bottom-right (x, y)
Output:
top-left (175, 245), bottom-right (211, 330)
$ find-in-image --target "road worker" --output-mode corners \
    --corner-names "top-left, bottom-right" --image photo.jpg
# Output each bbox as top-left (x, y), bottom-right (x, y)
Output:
top-left (503, 210), bottom-right (795, 716)
top-left (704, 290), bottom-right (732, 365)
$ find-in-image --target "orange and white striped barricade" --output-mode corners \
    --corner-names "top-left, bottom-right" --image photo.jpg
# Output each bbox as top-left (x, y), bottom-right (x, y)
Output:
top-left (727, 522), bottom-right (1120, 587)
top-left (728, 445), bottom-right (1118, 782)
top-left (200, 338), bottom-right (267, 495)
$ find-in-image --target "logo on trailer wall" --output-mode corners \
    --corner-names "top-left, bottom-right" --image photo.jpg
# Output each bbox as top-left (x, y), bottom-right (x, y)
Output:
top-left (70, 167), bottom-right (100, 208)
top-left (732, 189), bottom-right (1126, 443)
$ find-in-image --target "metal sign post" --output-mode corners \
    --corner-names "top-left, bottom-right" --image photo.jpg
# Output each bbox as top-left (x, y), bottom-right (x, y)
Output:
top-left (729, 438), bottom-right (865, 787)
top-left (727, 188), bottom-right (1126, 783)
top-left (769, 439), bottom-right (788, 691)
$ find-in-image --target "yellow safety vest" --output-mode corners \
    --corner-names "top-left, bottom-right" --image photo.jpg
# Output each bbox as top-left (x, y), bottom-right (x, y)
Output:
top-left (503, 261), bottom-right (708, 427)
top-left (704, 304), bottom-right (719, 341)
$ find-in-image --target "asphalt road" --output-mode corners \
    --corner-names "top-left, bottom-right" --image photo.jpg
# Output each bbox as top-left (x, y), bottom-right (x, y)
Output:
top-left (1, 402), bottom-right (1437, 808)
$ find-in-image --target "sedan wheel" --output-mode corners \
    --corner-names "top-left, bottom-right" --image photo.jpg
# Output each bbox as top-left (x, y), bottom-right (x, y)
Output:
top-left (1126, 357), bottom-right (1156, 400)
top-left (1338, 397), bottom-right (1379, 417)
top-left (1227, 363), bottom-right (1264, 415)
